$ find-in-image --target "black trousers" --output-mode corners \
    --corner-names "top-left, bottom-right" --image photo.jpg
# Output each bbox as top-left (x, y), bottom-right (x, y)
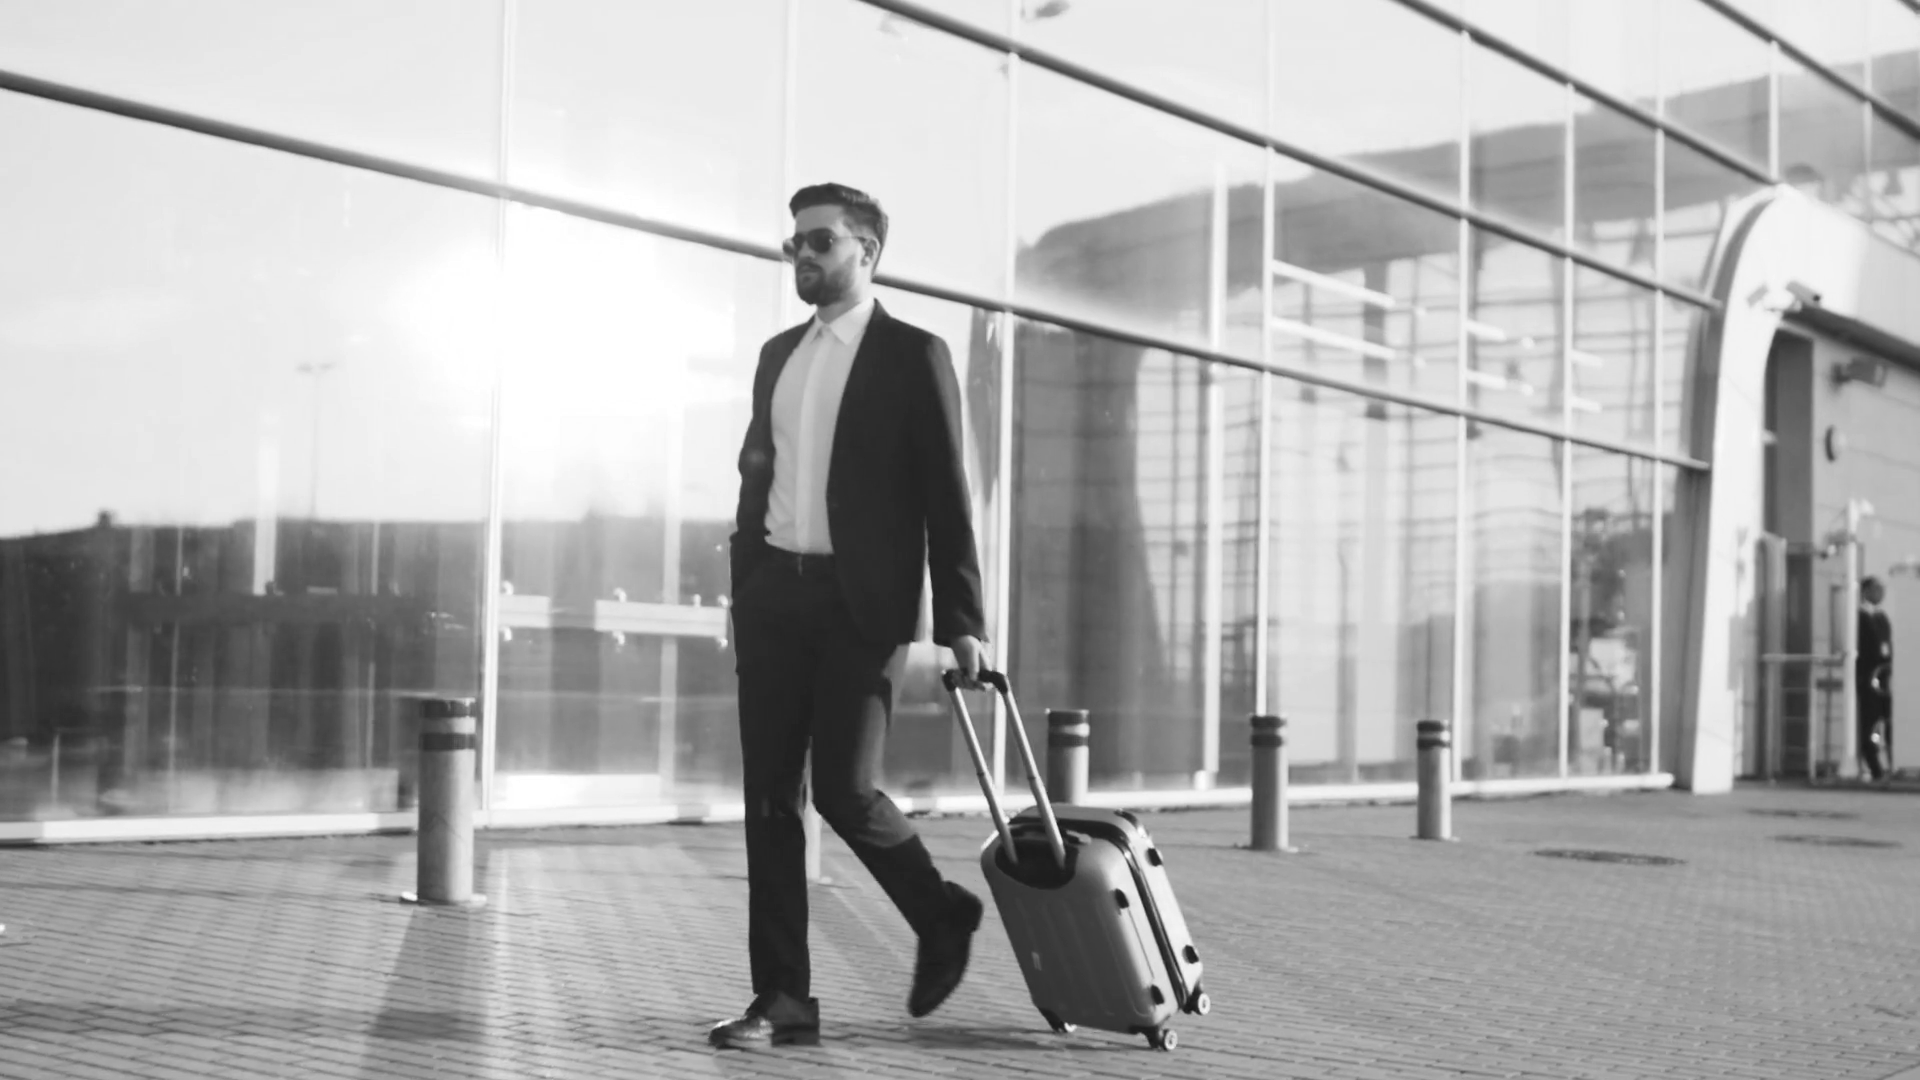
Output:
top-left (1858, 681), bottom-right (1892, 779)
top-left (730, 553), bottom-right (959, 1001)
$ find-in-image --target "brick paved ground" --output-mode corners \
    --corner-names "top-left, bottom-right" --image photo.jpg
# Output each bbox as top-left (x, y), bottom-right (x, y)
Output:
top-left (2, 783), bottom-right (1920, 1079)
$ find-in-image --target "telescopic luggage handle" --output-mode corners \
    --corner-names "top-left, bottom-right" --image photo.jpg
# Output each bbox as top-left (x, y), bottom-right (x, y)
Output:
top-left (942, 669), bottom-right (1068, 871)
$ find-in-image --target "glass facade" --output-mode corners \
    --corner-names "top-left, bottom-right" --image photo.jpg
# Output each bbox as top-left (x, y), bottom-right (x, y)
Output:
top-left (4, 0), bottom-right (1920, 827)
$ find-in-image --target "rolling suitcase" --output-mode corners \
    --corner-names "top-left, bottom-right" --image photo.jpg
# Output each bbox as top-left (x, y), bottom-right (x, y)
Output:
top-left (943, 670), bottom-right (1211, 1052)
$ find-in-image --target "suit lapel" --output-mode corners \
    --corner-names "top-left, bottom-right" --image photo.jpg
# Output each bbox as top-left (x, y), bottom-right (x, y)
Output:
top-left (755, 321), bottom-right (812, 440)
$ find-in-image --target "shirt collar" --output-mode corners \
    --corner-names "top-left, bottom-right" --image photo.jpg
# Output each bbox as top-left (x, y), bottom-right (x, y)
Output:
top-left (813, 297), bottom-right (877, 345)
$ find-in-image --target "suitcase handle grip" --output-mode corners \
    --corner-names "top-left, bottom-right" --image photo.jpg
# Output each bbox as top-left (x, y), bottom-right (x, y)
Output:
top-left (943, 669), bottom-right (1068, 871)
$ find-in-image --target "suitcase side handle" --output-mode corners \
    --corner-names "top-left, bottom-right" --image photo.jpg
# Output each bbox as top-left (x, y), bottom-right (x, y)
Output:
top-left (942, 669), bottom-right (1068, 871)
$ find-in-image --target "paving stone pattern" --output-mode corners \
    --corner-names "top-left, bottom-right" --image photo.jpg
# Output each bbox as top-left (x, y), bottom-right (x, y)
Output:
top-left (2, 785), bottom-right (1920, 1079)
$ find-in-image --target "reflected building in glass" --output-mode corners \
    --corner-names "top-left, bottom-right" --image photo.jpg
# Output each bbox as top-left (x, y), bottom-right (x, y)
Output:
top-left (4, 0), bottom-right (1920, 834)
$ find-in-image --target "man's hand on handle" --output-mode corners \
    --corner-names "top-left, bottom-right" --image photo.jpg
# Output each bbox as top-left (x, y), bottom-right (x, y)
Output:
top-left (949, 635), bottom-right (989, 687)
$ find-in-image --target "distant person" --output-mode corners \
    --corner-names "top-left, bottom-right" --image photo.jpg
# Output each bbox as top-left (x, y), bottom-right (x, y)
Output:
top-left (1859, 576), bottom-right (1893, 781)
top-left (709, 183), bottom-right (991, 1051)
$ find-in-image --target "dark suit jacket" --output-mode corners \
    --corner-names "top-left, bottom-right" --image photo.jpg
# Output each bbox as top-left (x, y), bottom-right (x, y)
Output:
top-left (730, 301), bottom-right (988, 648)
top-left (1860, 605), bottom-right (1893, 689)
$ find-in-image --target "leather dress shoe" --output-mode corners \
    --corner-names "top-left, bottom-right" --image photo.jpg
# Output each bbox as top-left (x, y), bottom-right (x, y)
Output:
top-left (707, 991), bottom-right (820, 1050)
top-left (908, 884), bottom-right (984, 1018)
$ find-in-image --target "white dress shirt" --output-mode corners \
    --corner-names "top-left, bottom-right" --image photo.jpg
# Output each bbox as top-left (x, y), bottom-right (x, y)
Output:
top-left (765, 297), bottom-right (876, 554)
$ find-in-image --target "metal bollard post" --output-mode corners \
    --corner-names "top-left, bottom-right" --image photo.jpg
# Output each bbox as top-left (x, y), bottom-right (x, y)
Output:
top-left (1046, 709), bottom-right (1090, 805)
top-left (1249, 714), bottom-right (1296, 852)
top-left (401, 697), bottom-right (487, 908)
top-left (1415, 718), bottom-right (1454, 841)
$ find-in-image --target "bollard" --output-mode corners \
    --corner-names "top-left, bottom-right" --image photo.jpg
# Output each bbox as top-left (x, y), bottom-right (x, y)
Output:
top-left (1249, 714), bottom-right (1296, 852)
top-left (1415, 718), bottom-right (1453, 841)
top-left (1046, 709), bottom-right (1090, 805)
top-left (401, 697), bottom-right (487, 908)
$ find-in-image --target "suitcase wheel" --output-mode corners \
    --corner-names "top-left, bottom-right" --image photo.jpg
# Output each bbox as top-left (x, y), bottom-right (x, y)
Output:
top-left (1148, 1027), bottom-right (1178, 1052)
top-left (1188, 989), bottom-right (1212, 1016)
top-left (1039, 1009), bottom-right (1075, 1034)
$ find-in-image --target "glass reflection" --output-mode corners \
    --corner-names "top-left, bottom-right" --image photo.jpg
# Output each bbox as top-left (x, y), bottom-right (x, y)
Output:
top-left (1573, 95), bottom-right (1658, 277)
top-left (1462, 0), bottom-right (1570, 71)
top-left (1466, 231), bottom-right (1564, 427)
top-left (1572, 267), bottom-right (1657, 448)
top-left (1663, 132), bottom-right (1766, 292)
top-left (510, 0), bottom-right (787, 244)
top-left (0, 94), bottom-right (495, 820)
top-left (1269, 155), bottom-right (1461, 404)
top-left (1866, 115), bottom-right (1920, 253)
top-left (796, 0), bottom-right (1010, 299)
top-left (1869, 0), bottom-right (1920, 122)
top-left (1660, 0), bottom-right (1773, 170)
top-left (1470, 44), bottom-right (1568, 242)
top-left (1568, 448), bottom-right (1655, 775)
top-left (1009, 324), bottom-right (1235, 792)
top-left (1266, 387), bottom-right (1457, 784)
top-left (1663, 297), bottom-right (1713, 461)
top-left (1015, 65), bottom-right (1265, 355)
top-left (1271, 0), bottom-right (1464, 205)
top-left (1014, 0), bottom-right (1266, 131)
top-left (0, 0), bottom-right (503, 178)
top-left (494, 210), bottom-right (779, 808)
top-left (1778, 58), bottom-right (1869, 213)
top-left (1566, 0), bottom-right (1659, 108)
top-left (1774, 0), bottom-right (1869, 85)
top-left (1463, 428), bottom-right (1563, 780)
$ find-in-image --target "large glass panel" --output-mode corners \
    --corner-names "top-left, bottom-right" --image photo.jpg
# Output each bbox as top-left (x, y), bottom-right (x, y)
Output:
top-left (0, 94), bottom-right (495, 821)
top-left (1462, 0), bottom-right (1570, 71)
top-left (1774, 0), bottom-right (1870, 85)
top-left (1271, 0), bottom-right (1464, 205)
top-left (493, 210), bottom-right (777, 809)
top-left (1216, 369), bottom-right (1265, 786)
top-left (1466, 231), bottom-right (1564, 428)
top-left (1866, 113), bottom-right (1920, 253)
top-left (1778, 58), bottom-right (1870, 214)
top-left (1661, 0), bottom-right (1774, 171)
top-left (510, 0), bottom-right (787, 245)
top-left (1014, 0), bottom-right (1267, 131)
top-left (1571, 268), bottom-right (1658, 448)
top-left (1009, 325), bottom-right (1250, 792)
top-left (1868, 0), bottom-right (1920, 123)
top-left (1567, 0), bottom-right (1660, 109)
top-left (1266, 386), bottom-right (1457, 784)
top-left (1269, 154), bottom-right (1460, 404)
top-left (1663, 296), bottom-right (1715, 461)
top-left (1015, 66), bottom-right (1265, 355)
top-left (1573, 94), bottom-right (1658, 277)
top-left (0, 0), bottom-right (502, 179)
top-left (795, 0), bottom-right (1010, 300)
top-left (1469, 44), bottom-right (1569, 242)
top-left (1663, 132), bottom-right (1767, 292)
top-left (1568, 448), bottom-right (1656, 775)
top-left (1462, 428), bottom-right (1564, 780)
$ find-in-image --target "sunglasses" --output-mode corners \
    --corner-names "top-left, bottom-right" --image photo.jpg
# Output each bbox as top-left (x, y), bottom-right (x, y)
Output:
top-left (782, 228), bottom-right (867, 260)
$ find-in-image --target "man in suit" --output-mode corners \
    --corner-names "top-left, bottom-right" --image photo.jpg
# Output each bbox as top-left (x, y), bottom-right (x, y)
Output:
top-left (1859, 575), bottom-right (1894, 781)
top-left (708, 183), bottom-right (991, 1051)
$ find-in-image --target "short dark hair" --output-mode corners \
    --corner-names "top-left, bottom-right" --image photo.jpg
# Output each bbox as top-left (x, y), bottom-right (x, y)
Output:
top-left (1863, 575), bottom-right (1884, 591)
top-left (789, 182), bottom-right (888, 254)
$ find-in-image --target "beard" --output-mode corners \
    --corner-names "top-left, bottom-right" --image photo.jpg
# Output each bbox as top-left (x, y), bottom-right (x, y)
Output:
top-left (794, 259), bottom-right (856, 306)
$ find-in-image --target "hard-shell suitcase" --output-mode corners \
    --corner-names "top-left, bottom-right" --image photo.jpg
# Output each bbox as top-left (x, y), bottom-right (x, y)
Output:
top-left (943, 670), bottom-right (1211, 1052)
